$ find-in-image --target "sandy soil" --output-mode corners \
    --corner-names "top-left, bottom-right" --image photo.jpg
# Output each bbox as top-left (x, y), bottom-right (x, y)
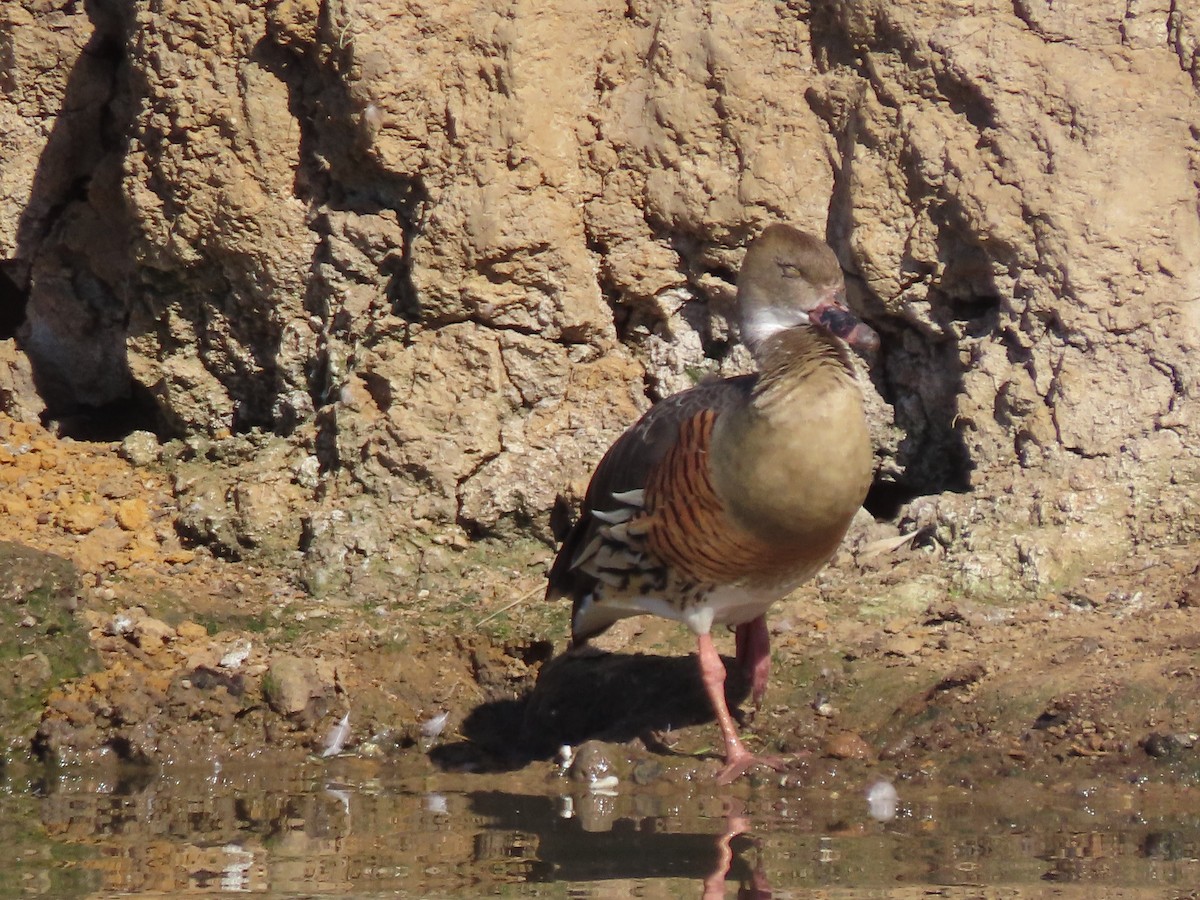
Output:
top-left (4, 410), bottom-right (1200, 790)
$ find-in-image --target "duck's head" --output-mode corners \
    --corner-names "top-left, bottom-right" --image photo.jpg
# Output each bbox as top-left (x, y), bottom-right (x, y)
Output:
top-left (736, 224), bottom-right (879, 356)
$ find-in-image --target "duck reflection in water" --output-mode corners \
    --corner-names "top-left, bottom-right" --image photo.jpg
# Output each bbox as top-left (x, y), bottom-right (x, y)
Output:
top-left (468, 790), bottom-right (772, 898)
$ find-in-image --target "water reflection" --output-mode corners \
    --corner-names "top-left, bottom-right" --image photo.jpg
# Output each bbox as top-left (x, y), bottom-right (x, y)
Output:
top-left (467, 791), bottom-right (769, 895)
top-left (2, 761), bottom-right (1199, 897)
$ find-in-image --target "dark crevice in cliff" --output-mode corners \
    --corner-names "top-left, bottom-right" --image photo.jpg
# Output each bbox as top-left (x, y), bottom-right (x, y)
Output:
top-left (45, 382), bottom-right (165, 442)
top-left (257, 26), bottom-right (429, 427)
top-left (586, 232), bottom-right (628, 337)
top-left (0, 262), bottom-right (26, 340)
top-left (856, 302), bottom-right (976, 504)
top-left (863, 480), bottom-right (917, 521)
top-left (8, 4), bottom-right (170, 441)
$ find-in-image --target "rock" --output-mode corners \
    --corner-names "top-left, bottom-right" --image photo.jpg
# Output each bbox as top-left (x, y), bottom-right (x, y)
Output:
top-left (219, 640), bottom-right (253, 670)
top-left (73, 527), bottom-right (133, 573)
top-left (11, 652), bottom-right (53, 692)
top-left (262, 656), bottom-right (336, 726)
top-left (173, 435), bottom-right (308, 562)
top-left (1142, 732), bottom-right (1198, 760)
top-left (132, 615), bottom-right (175, 652)
top-left (119, 432), bottom-right (161, 466)
top-left (825, 731), bottom-right (874, 761)
top-left (58, 502), bottom-right (106, 534)
top-left (293, 455), bottom-right (320, 489)
top-left (866, 779), bottom-right (899, 821)
top-left (0, 342), bottom-right (44, 423)
top-left (176, 621), bottom-right (209, 641)
top-left (567, 740), bottom-right (620, 790)
top-left (114, 498), bottom-right (152, 532)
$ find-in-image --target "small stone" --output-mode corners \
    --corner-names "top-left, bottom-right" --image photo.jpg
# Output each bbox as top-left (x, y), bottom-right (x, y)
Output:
top-left (262, 655), bottom-right (334, 721)
top-left (882, 635), bottom-right (924, 657)
top-left (59, 502), bottom-right (106, 534)
top-left (293, 455), bottom-right (321, 489)
top-left (183, 647), bottom-right (221, 670)
top-left (2, 495), bottom-right (31, 517)
top-left (176, 621), bottom-right (209, 640)
top-left (108, 612), bottom-right (135, 636)
top-left (1141, 732), bottom-right (1191, 759)
top-left (97, 477), bottom-right (133, 500)
top-left (814, 698), bottom-right (839, 718)
top-left (219, 640), bottom-right (252, 669)
top-left (114, 498), bottom-right (152, 531)
top-left (133, 616), bottom-right (175, 651)
top-left (567, 740), bottom-right (619, 790)
top-left (825, 731), bottom-right (874, 761)
top-left (119, 431), bottom-right (161, 466)
top-left (74, 528), bottom-right (132, 572)
top-left (631, 759), bottom-right (663, 785)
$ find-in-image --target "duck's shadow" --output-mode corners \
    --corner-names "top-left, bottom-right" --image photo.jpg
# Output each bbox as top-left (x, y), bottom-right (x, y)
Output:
top-left (430, 650), bottom-right (750, 772)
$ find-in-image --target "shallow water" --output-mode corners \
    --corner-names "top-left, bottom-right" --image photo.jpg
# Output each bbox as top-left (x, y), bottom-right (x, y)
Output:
top-left (2, 758), bottom-right (1199, 898)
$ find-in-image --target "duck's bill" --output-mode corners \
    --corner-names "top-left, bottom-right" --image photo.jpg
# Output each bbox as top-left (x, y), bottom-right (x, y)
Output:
top-left (812, 303), bottom-right (880, 353)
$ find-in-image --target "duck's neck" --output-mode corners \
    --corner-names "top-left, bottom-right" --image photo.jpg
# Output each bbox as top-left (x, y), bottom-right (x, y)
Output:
top-left (750, 326), bottom-right (858, 411)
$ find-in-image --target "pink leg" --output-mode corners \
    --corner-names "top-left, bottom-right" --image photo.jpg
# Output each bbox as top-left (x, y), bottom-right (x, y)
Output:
top-left (734, 615), bottom-right (771, 708)
top-left (697, 632), bottom-right (783, 783)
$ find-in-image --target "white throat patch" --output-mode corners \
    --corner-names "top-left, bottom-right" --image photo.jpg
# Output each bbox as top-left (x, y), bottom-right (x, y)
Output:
top-left (740, 306), bottom-right (809, 349)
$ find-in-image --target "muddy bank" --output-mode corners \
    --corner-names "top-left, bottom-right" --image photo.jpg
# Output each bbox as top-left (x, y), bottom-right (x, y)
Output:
top-left (4, 411), bottom-right (1200, 792)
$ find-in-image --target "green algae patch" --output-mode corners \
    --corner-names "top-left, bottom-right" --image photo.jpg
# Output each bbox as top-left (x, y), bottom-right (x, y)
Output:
top-left (0, 542), bottom-right (100, 756)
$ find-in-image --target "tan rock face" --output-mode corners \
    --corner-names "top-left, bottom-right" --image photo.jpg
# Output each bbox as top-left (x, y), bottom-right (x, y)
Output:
top-left (0, 0), bottom-right (1196, 599)
top-left (807, 0), bottom-right (1200, 586)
